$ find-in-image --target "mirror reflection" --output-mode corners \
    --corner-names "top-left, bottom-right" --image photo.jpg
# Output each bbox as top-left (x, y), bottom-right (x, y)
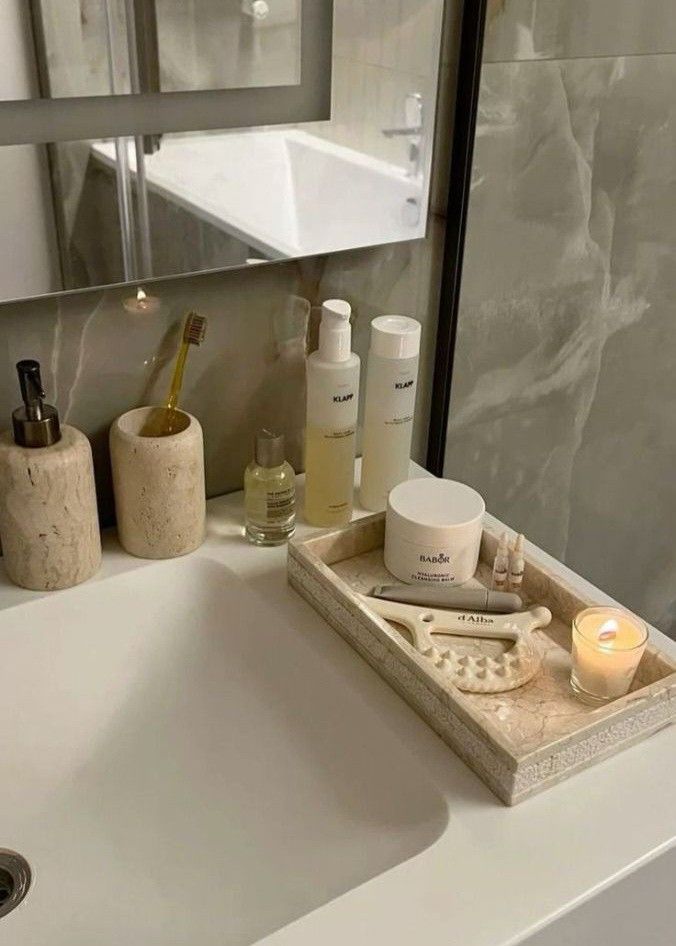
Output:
top-left (1, 1), bottom-right (444, 303)
top-left (55, 115), bottom-right (429, 291)
top-left (29, 0), bottom-right (302, 98)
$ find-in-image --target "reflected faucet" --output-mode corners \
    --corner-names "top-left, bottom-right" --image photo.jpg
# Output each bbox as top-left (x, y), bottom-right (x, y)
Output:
top-left (382, 93), bottom-right (424, 178)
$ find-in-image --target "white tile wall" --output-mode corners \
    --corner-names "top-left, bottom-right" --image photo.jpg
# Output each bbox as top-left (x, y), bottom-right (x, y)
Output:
top-left (309, 0), bottom-right (444, 169)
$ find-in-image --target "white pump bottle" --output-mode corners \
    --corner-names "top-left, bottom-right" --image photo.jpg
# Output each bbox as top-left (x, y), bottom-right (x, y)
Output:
top-left (359, 315), bottom-right (421, 512)
top-left (304, 300), bottom-right (360, 527)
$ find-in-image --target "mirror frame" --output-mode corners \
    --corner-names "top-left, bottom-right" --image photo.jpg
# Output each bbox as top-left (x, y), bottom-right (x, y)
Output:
top-left (1, 1), bottom-right (333, 145)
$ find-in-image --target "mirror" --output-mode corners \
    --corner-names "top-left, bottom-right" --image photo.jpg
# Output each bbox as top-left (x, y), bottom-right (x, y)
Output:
top-left (0, 1), bottom-right (445, 304)
top-left (29, 0), bottom-right (302, 98)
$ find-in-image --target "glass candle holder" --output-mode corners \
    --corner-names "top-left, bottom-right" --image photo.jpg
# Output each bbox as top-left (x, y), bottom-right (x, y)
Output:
top-left (571, 607), bottom-right (648, 706)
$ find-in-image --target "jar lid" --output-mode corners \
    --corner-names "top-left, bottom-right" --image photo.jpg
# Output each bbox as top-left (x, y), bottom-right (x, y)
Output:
top-left (370, 316), bottom-right (421, 359)
top-left (387, 478), bottom-right (485, 543)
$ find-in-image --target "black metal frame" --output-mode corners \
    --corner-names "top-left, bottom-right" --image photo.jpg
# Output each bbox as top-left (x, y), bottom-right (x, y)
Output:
top-left (11, 2), bottom-right (333, 144)
top-left (426, 0), bottom-right (488, 474)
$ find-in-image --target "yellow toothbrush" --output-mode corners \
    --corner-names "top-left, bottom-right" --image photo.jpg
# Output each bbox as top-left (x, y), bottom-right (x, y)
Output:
top-left (144, 311), bottom-right (207, 436)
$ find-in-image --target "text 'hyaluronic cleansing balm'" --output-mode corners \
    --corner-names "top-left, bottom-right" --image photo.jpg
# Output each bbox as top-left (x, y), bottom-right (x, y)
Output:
top-left (384, 478), bottom-right (485, 585)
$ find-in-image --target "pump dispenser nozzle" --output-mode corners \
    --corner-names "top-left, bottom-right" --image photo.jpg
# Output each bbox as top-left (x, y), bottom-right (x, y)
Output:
top-left (17, 360), bottom-right (45, 418)
top-left (13, 360), bottom-right (61, 448)
top-left (318, 299), bottom-right (352, 362)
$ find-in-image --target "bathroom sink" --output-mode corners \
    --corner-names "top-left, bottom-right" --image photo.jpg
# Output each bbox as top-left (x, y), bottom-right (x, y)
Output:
top-left (0, 556), bottom-right (446, 945)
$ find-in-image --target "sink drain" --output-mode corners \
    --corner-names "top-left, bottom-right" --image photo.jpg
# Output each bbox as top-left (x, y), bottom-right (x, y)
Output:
top-left (0, 851), bottom-right (31, 919)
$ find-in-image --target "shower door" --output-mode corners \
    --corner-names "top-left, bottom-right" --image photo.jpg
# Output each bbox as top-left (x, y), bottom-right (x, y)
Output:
top-left (430, 0), bottom-right (676, 640)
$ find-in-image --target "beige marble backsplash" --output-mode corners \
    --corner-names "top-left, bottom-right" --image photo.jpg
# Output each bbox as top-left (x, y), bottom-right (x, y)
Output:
top-left (0, 220), bottom-right (444, 526)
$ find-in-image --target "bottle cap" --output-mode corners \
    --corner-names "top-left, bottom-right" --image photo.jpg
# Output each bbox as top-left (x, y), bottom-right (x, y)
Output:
top-left (255, 429), bottom-right (285, 468)
top-left (318, 299), bottom-right (352, 362)
top-left (370, 315), bottom-right (421, 359)
top-left (12, 360), bottom-right (61, 448)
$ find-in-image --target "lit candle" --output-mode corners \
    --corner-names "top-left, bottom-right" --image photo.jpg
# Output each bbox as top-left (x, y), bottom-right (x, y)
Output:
top-left (571, 607), bottom-right (648, 705)
top-left (123, 287), bottom-right (161, 314)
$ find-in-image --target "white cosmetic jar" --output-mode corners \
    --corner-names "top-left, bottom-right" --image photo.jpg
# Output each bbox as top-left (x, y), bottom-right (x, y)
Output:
top-left (384, 478), bottom-right (485, 585)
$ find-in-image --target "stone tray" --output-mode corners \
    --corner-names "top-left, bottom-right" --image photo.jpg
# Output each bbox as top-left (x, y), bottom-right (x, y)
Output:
top-left (288, 514), bottom-right (676, 805)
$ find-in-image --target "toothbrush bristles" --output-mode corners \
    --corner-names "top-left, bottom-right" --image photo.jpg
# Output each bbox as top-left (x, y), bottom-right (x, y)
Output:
top-left (183, 312), bottom-right (207, 346)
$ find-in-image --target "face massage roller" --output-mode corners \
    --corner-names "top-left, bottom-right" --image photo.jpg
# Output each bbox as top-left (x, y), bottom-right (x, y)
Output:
top-left (360, 595), bottom-right (552, 693)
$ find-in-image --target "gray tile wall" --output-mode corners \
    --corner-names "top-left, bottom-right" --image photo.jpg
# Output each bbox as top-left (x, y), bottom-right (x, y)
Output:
top-left (484, 0), bottom-right (676, 61)
top-left (445, 4), bottom-right (676, 636)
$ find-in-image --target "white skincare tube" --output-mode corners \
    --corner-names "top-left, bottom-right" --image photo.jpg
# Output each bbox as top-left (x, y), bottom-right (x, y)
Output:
top-left (360, 316), bottom-right (421, 512)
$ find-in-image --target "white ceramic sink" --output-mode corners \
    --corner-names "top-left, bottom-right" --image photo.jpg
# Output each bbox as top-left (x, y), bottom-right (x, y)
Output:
top-left (0, 556), bottom-right (446, 945)
top-left (92, 129), bottom-right (424, 259)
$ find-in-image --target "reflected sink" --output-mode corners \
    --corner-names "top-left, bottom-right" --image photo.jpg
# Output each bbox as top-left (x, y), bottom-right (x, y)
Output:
top-left (92, 129), bottom-right (423, 259)
top-left (0, 557), bottom-right (446, 945)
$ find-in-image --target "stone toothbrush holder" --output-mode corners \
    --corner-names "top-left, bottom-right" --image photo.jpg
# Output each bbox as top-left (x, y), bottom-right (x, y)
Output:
top-left (110, 406), bottom-right (206, 559)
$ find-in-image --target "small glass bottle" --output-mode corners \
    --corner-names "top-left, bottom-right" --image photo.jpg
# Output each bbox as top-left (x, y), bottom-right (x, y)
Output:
top-left (244, 429), bottom-right (296, 545)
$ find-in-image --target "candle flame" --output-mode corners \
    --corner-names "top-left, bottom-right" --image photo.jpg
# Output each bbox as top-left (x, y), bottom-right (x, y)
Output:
top-left (137, 287), bottom-right (147, 302)
top-left (597, 619), bottom-right (618, 643)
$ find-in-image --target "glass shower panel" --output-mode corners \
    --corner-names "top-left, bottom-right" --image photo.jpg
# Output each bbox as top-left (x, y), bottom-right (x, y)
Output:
top-left (445, 2), bottom-right (676, 639)
top-left (34, 0), bottom-right (130, 98)
top-left (38, 1), bottom-right (152, 284)
top-left (46, 133), bottom-right (260, 292)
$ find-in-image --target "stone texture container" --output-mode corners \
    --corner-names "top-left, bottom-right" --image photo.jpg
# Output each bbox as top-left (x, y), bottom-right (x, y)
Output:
top-left (288, 514), bottom-right (676, 805)
top-left (0, 425), bottom-right (101, 590)
top-left (110, 407), bottom-right (206, 559)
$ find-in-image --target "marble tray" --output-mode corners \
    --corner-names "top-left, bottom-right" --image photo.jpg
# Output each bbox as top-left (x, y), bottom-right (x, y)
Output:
top-left (288, 514), bottom-right (676, 805)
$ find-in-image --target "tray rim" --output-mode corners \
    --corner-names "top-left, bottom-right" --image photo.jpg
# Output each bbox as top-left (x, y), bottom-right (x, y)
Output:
top-left (289, 512), bottom-right (676, 770)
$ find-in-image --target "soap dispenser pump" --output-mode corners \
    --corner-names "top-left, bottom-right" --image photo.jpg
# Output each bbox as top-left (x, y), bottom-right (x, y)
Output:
top-left (0, 360), bottom-right (102, 591)
top-left (13, 359), bottom-right (61, 447)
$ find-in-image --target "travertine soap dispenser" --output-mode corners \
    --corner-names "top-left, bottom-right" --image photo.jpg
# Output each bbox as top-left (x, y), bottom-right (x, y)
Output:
top-left (0, 360), bottom-right (101, 591)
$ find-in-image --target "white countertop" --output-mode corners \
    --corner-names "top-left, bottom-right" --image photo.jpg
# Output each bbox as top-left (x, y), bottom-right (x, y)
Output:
top-left (1, 463), bottom-right (674, 945)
